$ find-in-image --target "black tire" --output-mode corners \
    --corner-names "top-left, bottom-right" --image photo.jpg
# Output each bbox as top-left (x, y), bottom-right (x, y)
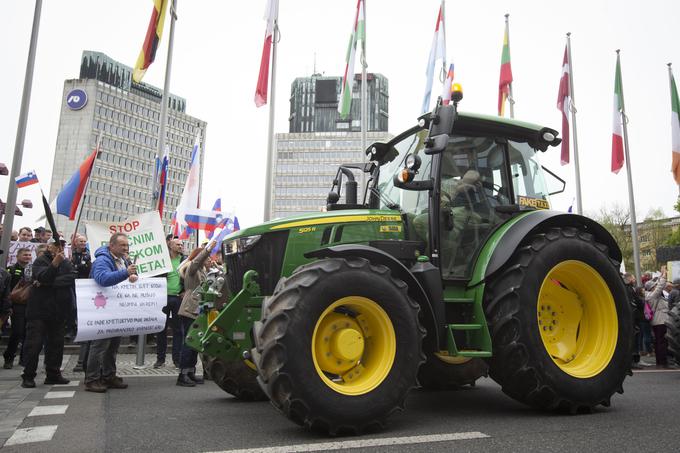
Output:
top-left (418, 356), bottom-right (488, 390)
top-left (201, 354), bottom-right (213, 381)
top-left (210, 357), bottom-right (268, 401)
top-left (252, 257), bottom-right (424, 435)
top-left (484, 227), bottom-right (632, 413)
top-left (666, 305), bottom-right (680, 358)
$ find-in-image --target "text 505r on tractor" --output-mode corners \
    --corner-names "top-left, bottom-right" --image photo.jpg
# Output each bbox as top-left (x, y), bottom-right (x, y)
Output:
top-left (187, 91), bottom-right (632, 435)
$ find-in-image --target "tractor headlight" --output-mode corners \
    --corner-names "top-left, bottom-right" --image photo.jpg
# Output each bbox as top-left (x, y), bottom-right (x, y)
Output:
top-left (225, 235), bottom-right (261, 255)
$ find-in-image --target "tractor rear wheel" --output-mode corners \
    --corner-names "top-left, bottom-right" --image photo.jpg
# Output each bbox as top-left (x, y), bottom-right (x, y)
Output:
top-left (210, 357), bottom-right (267, 401)
top-left (252, 257), bottom-right (424, 435)
top-left (417, 355), bottom-right (488, 390)
top-left (666, 305), bottom-right (680, 358)
top-left (484, 227), bottom-right (631, 412)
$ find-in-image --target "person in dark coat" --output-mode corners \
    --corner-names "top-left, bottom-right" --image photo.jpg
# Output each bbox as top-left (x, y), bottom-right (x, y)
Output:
top-left (20, 240), bottom-right (75, 388)
top-left (3, 247), bottom-right (33, 369)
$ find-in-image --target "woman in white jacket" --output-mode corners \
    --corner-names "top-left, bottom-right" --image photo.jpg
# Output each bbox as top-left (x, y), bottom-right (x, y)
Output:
top-left (645, 265), bottom-right (669, 367)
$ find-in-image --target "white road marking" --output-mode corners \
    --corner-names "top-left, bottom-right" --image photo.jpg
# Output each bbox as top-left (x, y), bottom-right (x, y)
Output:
top-left (44, 391), bottom-right (75, 399)
top-left (205, 431), bottom-right (490, 453)
top-left (4, 425), bottom-right (58, 446)
top-left (28, 405), bottom-right (69, 417)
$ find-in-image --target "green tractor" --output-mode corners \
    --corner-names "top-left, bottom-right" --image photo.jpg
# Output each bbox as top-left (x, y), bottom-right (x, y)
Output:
top-left (187, 96), bottom-right (632, 435)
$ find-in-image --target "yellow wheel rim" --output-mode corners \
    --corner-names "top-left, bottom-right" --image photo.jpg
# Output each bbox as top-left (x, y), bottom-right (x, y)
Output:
top-left (311, 296), bottom-right (396, 395)
top-left (537, 260), bottom-right (618, 379)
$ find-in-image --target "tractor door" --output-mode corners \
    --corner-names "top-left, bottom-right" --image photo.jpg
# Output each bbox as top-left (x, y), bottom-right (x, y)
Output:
top-left (437, 136), bottom-right (513, 279)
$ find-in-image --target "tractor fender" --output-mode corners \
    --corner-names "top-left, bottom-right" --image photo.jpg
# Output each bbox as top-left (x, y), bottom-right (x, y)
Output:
top-left (305, 244), bottom-right (441, 351)
top-left (477, 210), bottom-right (622, 285)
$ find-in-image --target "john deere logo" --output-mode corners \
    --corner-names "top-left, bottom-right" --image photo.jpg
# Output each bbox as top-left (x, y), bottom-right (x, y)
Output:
top-left (66, 89), bottom-right (88, 110)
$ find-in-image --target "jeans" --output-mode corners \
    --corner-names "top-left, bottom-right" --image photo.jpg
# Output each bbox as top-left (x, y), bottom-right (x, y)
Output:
top-left (85, 337), bottom-right (121, 383)
top-left (21, 318), bottom-right (65, 380)
top-left (179, 316), bottom-right (198, 369)
top-left (77, 341), bottom-right (91, 367)
top-left (638, 320), bottom-right (653, 354)
top-left (3, 305), bottom-right (27, 364)
top-left (157, 295), bottom-right (181, 363)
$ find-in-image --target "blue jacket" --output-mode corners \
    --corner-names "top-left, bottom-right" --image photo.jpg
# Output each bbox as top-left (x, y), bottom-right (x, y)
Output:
top-left (91, 246), bottom-right (130, 287)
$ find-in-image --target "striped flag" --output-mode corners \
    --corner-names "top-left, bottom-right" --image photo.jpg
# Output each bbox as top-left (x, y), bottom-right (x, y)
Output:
top-left (255, 0), bottom-right (279, 107)
top-left (338, 0), bottom-right (366, 119)
top-left (611, 53), bottom-right (625, 174)
top-left (557, 45), bottom-right (570, 165)
top-left (133, 0), bottom-right (169, 83)
top-left (669, 65), bottom-right (680, 184)
top-left (441, 64), bottom-right (455, 105)
top-left (172, 133), bottom-right (201, 239)
top-left (498, 16), bottom-right (513, 116)
top-left (422, 2), bottom-right (446, 113)
top-left (157, 146), bottom-right (169, 218)
top-left (56, 150), bottom-right (98, 220)
top-left (15, 171), bottom-right (39, 188)
top-left (206, 198), bottom-right (221, 239)
top-left (211, 216), bottom-right (240, 257)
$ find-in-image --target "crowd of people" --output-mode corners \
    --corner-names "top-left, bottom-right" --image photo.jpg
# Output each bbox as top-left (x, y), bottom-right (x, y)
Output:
top-left (1, 228), bottom-right (222, 391)
top-left (625, 265), bottom-right (680, 369)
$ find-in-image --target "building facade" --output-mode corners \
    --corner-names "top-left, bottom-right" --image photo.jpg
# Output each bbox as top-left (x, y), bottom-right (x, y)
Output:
top-left (271, 73), bottom-right (391, 220)
top-left (49, 51), bottom-right (206, 239)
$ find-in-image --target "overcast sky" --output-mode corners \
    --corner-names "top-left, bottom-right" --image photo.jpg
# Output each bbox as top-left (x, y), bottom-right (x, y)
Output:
top-left (1, 0), bottom-right (679, 231)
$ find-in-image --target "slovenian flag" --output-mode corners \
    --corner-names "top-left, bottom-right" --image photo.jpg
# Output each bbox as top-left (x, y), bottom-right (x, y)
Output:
top-left (184, 209), bottom-right (222, 233)
top-left (15, 171), bottom-right (39, 188)
top-left (56, 150), bottom-right (98, 220)
top-left (211, 216), bottom-right (240, 256)
top-left (206, 198), bottom-right (221, 239)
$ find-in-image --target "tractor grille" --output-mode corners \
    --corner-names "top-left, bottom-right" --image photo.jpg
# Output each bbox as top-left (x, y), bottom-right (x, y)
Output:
top-left (224, 231), bottom-right (289, 296)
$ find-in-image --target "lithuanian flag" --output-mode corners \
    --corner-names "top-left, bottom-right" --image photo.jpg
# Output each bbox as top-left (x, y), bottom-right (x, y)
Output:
top-left (498, 15), bottom-right (513, 116)
top-left (133, 0), bottom-right (169, 83)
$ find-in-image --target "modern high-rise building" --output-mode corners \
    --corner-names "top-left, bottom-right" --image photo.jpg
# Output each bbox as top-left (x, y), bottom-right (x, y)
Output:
top-left (288, 73), bottom-right (388, 133)
top-left (49, 51), bottom-right (206, 238)
top-left (271, 73), bottom-right (391, 220)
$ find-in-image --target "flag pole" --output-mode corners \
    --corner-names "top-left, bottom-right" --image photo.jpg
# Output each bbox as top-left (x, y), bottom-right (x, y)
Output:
top-left (617, 50), bottom-right (641, 284)
top-left (360, 0), bottom-right (367, 192)
top-left (0, 0), bottom-right (42, 269)
top-left (505, 14), bottom-right (514, 119)
top-left (566, 33), bottom-right (583, 215)
top-left (71, 131), bottom-right (102, 239)
top-left (136, 0), bottom-right (178, 369)
top-left (263, 16), bottom-right (279, 222)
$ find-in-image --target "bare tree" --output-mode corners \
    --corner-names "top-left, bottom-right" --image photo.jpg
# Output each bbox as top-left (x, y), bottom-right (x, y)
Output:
top-left (592, 203), bottom-right (633, 271)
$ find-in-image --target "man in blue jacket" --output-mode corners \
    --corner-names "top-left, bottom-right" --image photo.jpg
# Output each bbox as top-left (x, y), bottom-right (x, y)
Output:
top-left (84, 232), bottom-right (137, 393)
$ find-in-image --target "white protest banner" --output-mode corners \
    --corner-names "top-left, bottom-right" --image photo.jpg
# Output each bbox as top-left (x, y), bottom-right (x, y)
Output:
top-left (6, 241), bottom-right (39, 265)
top-left (86, 211), bottom-right (171, 277)
top-left (75, 278), bottom-right (167, 342)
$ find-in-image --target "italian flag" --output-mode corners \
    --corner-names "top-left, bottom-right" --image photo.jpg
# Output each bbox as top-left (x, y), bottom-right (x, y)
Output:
top-left (611, 53), bottom-right (625, 174)
top-left (670, 66), bottom-right (680, 184)
top-left (338, 0), bottom-right (365, 119)
top-left (498, 17), bottom-right (513, 116)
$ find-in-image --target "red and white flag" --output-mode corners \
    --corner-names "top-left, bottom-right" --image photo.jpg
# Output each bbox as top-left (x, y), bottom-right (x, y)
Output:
top-left (557, 46), bottom-right (570, 165)
top-left (254, 0), bottom-right (279, 107)
top-left (611, 53), bottom-right (625, 174)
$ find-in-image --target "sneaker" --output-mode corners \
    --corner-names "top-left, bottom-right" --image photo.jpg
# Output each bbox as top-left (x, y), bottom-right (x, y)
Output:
top-left (21, 378), bottom-right (36, 388)
top-left (153, 360), bottom-right (165, 369)
top-left (44, 375), bottom-right (70, 385)
top-left (85, 380), bottom-right (107, 393)
top-left (73, 364), bottom-right (84, 373)
top-left (103, 376), bottom-right (128, 389)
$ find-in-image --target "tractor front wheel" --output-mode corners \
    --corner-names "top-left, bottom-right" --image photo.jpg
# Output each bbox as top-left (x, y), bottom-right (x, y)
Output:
top-left (210, 357), bottom-right (267, 401)
top-left (484, 227), bottom-right (631, 412)
top-left (252, 257), bottom-right (424, 435)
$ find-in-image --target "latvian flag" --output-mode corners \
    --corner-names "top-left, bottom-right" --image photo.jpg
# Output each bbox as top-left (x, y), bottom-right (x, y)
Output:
top-left (15, 171), bottom-right (39, 188)
top-left (133, 0), bottom-right (169, 83)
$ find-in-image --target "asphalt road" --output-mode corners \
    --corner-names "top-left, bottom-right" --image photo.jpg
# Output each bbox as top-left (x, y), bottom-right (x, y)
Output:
top-left (3, 369), bottom-right (680, 453)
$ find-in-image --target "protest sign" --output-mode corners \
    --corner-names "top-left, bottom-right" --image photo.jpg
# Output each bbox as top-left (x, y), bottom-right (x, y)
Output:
top-left (86, 211), bottom-right (171, 277)
top-left (75, 278), bottom-right (167, 342)
top-left (6, 241), bottom-right (39, 265)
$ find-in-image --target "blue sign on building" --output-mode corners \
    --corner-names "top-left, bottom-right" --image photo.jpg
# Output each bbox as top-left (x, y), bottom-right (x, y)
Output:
top-left (66, 89), bottom-right (88, 110)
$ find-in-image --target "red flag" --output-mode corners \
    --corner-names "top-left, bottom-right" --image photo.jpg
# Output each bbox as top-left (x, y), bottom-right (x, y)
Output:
top-left (254, 0), bottom-right (279, 107)
top-left (557, 46), bottom-right (570, 165)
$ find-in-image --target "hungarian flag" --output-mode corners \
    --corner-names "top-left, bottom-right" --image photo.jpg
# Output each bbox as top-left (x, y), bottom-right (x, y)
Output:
top-left (670, 66), bottom-right (680, 184)
top-left (421, 3), bottom-right (446, 113)
top-left (338, 0), bottom-right (366, 119)
top-left (132, 0), bottom-right (169, 83)
top-left (611, 53), bottom-right (625, 174)
top-left (557, 46), bottom-right (570, 165)
top-left (254, 0), bottom-right (279, 107)
top-left (498, 17), bottom-right (513, 116)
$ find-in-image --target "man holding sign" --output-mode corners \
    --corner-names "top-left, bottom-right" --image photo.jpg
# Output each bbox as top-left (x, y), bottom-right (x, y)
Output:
top-left (84, 233), bottom-right (137, 393)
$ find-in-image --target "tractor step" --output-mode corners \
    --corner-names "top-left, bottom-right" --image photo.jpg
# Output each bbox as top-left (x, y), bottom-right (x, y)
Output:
top-left (448, 323), bottom-right (482, 331)
top-left (457, 350), bottom-right (492, 358)
top-left (443, 297), bottom-right (475, 304)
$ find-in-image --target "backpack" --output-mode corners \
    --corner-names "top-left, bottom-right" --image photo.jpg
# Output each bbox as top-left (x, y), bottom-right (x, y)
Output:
top-left (643, 301), bottom-right (654, 321)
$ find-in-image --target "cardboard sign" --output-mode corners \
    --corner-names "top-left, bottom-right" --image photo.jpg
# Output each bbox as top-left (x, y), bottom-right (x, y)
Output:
top-left (6, 242), bottom-right (39, 265)
top-left (86, 211), bottom-right (171, 277)
top-left (75, 278), bottom-right (167, 342)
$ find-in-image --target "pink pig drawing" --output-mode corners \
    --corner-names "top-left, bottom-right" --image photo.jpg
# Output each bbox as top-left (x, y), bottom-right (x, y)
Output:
top-left (93, 292), bottom-right (108, 309)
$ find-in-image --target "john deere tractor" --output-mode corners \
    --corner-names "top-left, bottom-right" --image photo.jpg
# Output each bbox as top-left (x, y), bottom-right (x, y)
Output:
top-left (187, 93), bottom-right (631, 435)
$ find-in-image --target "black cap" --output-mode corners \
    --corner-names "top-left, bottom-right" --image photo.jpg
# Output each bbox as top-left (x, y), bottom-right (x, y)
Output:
top-left (34, 226), bottom-right (45, 233)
